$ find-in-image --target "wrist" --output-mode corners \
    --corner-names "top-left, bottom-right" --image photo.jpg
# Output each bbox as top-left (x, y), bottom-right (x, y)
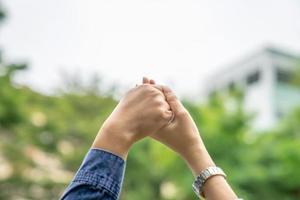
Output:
top-left (181, 141), bottom-right (215, 176)
top-left (92, 125), bottom-right (133, 160)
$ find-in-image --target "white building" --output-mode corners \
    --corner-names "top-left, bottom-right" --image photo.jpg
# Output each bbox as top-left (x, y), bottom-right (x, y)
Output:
top-left (205, 46), bottom-right (300, 130)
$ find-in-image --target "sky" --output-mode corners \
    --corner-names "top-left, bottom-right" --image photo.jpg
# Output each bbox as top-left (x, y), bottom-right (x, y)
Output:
top-left (1, 0), bottom-right (300, 97)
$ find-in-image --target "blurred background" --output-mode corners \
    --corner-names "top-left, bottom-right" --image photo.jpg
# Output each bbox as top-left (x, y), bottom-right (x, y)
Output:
top-left (0, 0), bottom-right (300, 199)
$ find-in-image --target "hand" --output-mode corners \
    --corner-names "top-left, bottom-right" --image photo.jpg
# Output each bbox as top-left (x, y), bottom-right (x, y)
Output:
top-left (92, 83), bottom-right (173, 159)
top-left (142, 78), bottom-right (215, 175)
top-left (143, 78), bottom-right (238, 200)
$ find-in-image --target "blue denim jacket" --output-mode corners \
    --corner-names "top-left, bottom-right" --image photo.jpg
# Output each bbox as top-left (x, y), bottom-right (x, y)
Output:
top-left (61, 148), bottom-right (125, 200)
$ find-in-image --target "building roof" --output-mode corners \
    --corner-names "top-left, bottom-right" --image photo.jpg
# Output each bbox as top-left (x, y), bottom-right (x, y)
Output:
top-left (265, 46), bottom-right (299, 59)
top-left (208, 46), bottom-right (299, 82)
top-left (204, 46), bottom-right (300, 93)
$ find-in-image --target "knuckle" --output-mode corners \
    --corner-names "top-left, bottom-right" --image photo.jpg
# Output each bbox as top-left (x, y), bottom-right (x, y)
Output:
top-left (136, 84), bottom-right (148, 93)
top-left (142, 85), bottom-right (159, 96)
top-left (150, 89), bottom-right (160, 96)
top-left (157, 108), bottom-right (166, 118)
top-left (156, 108), bottom-right (171, 121)
top-left (141, 84), bottom-right (153, 91)
top-left (162, 112), bottom-right (171, 121)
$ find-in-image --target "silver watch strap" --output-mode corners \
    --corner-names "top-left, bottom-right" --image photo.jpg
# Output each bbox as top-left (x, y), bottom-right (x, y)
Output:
top-left (192, 166), bottom-right (227, 198)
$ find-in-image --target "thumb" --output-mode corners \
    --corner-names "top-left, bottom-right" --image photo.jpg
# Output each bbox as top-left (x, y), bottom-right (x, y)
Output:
top-left (162, 86), bottom-right (186, 115)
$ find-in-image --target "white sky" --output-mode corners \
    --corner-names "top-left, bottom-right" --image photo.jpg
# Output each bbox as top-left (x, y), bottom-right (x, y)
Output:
top-left (1, 0), bottom-right (300, 97)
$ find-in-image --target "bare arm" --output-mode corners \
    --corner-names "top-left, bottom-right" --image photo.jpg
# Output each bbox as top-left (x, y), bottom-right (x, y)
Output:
top-left (62, 84), bottom-right (173, 200)
top-left (184, 140), bottom-right (238, 200)
top-left (143, 78), bottom-right (239, 199)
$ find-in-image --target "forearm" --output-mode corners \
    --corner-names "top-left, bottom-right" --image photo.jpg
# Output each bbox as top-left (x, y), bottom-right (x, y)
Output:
top-left (182, 134), bottom-right (238, 200)
top-left (181, 140), bottom-right (214, 176)
top-left (92, 125), bottom-right (132, 160)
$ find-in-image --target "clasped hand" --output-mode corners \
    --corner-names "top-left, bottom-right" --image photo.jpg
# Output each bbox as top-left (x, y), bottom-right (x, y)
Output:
top-left (92, 77), bottom-right (214, 175)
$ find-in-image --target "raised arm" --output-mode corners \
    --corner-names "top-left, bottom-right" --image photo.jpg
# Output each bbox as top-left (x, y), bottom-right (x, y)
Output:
top-left (61, 84), bottom-right (173, 200)
top-left (143, 78), bottom-right (239, 200)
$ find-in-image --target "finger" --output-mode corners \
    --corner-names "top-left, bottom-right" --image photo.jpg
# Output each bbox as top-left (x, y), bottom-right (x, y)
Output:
top-left (162, 86), bottom-right (185, 115)
top-left (151, 84), bottom-right (164, 92)
top-left (143, 77), bottom-right (150, 84)
top-left (161, 96), bottom-right (171, 110)
top-left (167, 111), bottom-right (175, 125)
top-left (163, 110), bottom-right (174, 125)
top-left (151, 84), bottom-right (171, 103)
top-left (149, 79), bottom-right (156, 84)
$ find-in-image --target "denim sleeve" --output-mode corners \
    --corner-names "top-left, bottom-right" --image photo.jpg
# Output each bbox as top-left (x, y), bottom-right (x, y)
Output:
top-left (60, 148), bottom-right (126, 200)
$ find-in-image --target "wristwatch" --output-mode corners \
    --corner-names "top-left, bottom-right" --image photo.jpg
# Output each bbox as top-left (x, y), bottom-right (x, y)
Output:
top-left (192, 166), bottom-right (226, 198)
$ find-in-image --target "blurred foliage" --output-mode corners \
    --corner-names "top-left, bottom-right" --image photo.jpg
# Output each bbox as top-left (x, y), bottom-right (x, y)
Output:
top-left (292, 60), bottom-right (300, 86)
top-left (0, 3), bottom-right (5, 22)
top-left (1, 65), bottom-right (300, 200)
top-left (1, 3), bottom-right (300, 200)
